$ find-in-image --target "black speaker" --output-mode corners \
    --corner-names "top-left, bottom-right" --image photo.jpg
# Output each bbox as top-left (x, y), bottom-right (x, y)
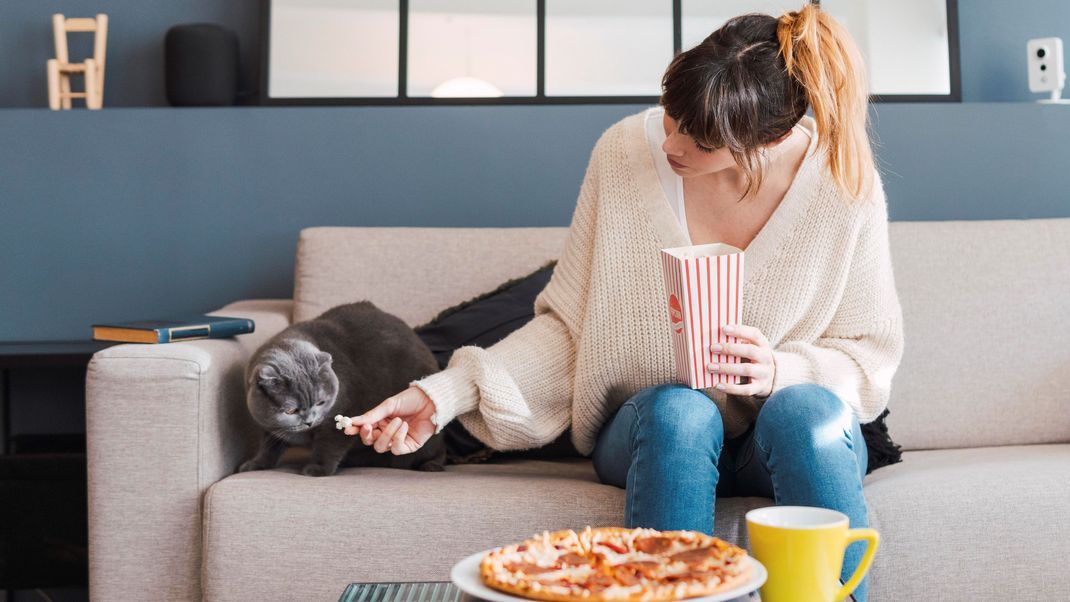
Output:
top-left (165, 23), bottom-right (239, 106)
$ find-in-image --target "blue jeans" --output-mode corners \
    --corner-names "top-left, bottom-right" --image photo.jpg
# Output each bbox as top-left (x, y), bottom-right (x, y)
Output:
top-left (591, 383), bottom-right (870, 602)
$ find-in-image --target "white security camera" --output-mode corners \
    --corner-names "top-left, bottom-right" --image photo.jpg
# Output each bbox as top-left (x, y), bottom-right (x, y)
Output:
top-left (1027, 37), bottom-right (1068, 104)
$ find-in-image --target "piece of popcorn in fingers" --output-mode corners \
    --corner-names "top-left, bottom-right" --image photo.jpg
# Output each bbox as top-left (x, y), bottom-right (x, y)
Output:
top-left (334, 415), bottom-right (353, 430)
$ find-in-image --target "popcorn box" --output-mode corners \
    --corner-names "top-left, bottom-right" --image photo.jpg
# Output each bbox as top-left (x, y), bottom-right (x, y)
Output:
top-left (659, 243), bottom-right (745, 389)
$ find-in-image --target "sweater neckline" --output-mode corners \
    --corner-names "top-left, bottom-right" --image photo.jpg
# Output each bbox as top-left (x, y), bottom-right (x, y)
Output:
top-left (624, 108), bottom-right (822, 289)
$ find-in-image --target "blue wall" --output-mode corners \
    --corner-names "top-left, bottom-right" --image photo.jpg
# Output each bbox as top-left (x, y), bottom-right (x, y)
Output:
top-left (3, 1), bottom-right (1070, 341)
top-left (3, 102), bottom-right (1069, 341)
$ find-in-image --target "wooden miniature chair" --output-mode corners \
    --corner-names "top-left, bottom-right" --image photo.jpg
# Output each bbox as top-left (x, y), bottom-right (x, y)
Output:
top-left (47, 13), bottom-right (108, 110)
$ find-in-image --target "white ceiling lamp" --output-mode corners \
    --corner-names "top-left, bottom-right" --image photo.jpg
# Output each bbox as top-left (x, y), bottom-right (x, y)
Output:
top-left (431, 75), bottom-right (503, 97)
top-left (430, 21), bottom-right (502, 98)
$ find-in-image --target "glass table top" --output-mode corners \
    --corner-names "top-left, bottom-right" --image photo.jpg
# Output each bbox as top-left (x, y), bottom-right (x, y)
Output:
top-left (339, 581), bottom-right (762, 602)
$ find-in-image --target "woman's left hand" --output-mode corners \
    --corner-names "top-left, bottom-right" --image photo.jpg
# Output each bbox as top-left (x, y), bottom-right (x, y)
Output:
top-left (706, 323), bottom-right (776, 397)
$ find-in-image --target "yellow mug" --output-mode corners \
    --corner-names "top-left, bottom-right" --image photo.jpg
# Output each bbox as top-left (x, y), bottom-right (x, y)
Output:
top-left (746, 506), bottom-right (879, 602)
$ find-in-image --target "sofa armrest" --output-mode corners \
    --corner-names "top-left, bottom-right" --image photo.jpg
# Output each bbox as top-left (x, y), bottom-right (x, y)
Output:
top-left (86, 299), bottom-right (292, 601)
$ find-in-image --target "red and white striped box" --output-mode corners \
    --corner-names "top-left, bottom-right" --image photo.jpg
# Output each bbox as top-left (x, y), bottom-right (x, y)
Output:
top-left (659, 243), bottom-right (745, 389)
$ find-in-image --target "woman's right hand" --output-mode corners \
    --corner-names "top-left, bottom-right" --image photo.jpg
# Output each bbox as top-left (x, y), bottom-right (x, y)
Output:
top-left (343, 385), bottom-right (438, 455)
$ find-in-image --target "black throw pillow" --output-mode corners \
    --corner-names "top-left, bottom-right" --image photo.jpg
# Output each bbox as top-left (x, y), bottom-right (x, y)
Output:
top-left (415, 260), bottom-right (557, 370)
top-left (413, 261), bottom-right (582, 464)
top-left (413, 260), bottom-right (902, 474)
top-left (859, 409), bottom-right (903, 474)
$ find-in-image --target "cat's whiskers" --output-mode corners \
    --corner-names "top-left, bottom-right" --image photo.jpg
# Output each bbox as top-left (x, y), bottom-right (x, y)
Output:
top-left (267, 426), bottom-right (294, 441)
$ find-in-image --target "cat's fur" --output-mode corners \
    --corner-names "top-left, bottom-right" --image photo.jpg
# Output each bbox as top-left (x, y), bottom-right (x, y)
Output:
top-left (238, 301), bottom-right (447, 476)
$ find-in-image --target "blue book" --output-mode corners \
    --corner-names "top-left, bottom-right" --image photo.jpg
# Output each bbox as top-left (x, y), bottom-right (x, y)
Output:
top-left (91, 315), bottom-right (255, 344)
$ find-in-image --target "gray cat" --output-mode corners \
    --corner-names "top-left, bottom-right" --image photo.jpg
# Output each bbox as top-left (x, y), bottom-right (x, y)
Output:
top-left (238, 300), bottom-right (447, 476)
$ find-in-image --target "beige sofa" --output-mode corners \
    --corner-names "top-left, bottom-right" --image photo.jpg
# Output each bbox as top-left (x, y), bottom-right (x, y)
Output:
top-left (86, 220), bottom-right (1070, 601)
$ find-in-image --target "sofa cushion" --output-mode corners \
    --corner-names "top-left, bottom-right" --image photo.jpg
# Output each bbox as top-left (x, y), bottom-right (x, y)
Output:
top-left (204, 444), bottom-right (1070, 601)
top-left (863, 444), bottom-right (1070, 600)
top-left (886, 218), bottom-right (1070, 450)
top-left (292, 227), bottom-right (569, 327)
top-left (201, 459), bottom-right (769, 601)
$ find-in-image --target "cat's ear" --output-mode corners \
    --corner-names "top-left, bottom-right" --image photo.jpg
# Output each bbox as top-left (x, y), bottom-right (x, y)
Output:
top-left (315, 351), bottom-right (333, 370)
top-left (256, 364), bottom-right (283, 391)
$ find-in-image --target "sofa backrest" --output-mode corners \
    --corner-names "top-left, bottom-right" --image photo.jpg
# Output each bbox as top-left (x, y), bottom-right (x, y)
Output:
top-left (884, 218), bottom-right (1069, 450)
top-left (293, 227), bottom-right (570, 328)
top-left (293, 219), bottom-right (1070, 451)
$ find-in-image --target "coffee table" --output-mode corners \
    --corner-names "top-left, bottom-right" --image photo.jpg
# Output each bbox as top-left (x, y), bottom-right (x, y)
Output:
top-left (338, 581), bottom-right (761, 601)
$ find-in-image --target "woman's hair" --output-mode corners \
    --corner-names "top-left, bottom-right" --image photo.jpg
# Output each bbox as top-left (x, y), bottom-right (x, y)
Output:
top-left (659, 2), bottom-right (874, 201)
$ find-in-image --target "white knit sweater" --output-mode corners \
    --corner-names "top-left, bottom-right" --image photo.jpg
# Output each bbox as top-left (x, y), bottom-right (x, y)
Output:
top-left (411, 108), bottom-right (905, 455)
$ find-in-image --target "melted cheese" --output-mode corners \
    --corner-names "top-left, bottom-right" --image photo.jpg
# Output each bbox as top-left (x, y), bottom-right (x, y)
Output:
top-left (485, 526), bottom-right (750, 601)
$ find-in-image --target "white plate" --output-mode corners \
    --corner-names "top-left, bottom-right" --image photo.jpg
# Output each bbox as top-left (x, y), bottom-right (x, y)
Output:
top-left (450, 550), bottom-right (766, 602)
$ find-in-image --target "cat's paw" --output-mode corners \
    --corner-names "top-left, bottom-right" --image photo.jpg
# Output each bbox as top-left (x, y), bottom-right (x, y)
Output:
top-left (301, 463), bottom-right (334, 477)
top-left (237, 459), bottom-right (267, 473)
top-left (416, 460), bottom-right (446, 472)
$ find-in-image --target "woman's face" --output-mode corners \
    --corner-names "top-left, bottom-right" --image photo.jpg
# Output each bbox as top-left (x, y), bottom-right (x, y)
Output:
top-left (662, 111), bottom-right (788, 177)
top-left (661, 112), bottom-right (737, 176)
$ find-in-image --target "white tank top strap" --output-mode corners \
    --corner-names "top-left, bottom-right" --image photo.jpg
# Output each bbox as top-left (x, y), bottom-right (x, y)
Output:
top-left (644, 106), bottom-right (691, 243)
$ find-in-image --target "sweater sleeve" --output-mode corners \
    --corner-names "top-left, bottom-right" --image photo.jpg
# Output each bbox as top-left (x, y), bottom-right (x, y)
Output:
top-left (769, 174), bottom-right (905, 422)
top-left (408, 143), bottom-right (601, 451)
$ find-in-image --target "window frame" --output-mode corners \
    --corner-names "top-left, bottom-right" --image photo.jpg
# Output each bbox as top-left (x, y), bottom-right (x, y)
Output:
top-left (258, 0), bottom-right (961, 105)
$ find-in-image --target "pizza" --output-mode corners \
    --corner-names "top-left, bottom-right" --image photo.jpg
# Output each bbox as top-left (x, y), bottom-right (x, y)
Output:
top-left (479, 526), bottom-right (752, 602)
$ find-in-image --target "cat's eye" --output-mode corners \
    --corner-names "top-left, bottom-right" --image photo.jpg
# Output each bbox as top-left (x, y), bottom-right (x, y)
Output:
top-left (284, 408), bottom-right (298, 415)
top-left (315, 401), bottom-right (325, 406)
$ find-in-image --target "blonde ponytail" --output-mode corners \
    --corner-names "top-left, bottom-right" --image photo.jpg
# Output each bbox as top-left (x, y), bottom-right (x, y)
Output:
top-left (778, 3), bottom-right (875, 201)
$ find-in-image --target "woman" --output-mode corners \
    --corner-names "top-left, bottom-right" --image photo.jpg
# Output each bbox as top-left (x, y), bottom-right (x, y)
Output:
top-left (345, 3), bottom-right (902, 600)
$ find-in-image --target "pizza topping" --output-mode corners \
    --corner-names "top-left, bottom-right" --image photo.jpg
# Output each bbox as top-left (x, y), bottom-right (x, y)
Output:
top-left (505, 562), bottom-right (558, 575)
top-left (481, 526), bottom-right (751, 602)
top-left (668, 545), bottom-right (717, 565)
top-left (665, 570), bottom-right (714, 583)
top-left (617, 560), bottom-right (660, 576)
top-left (634, 536), bottom-right (673, 554)
top-left (608, 559), bottom-right (662, 587)
top-left (597, 540), bottom-right (628, 554)
top-left (610, 566), bottom-right (641, 586)
top-left (559, 552), bottom-right (591, 566)
top-left (583, 571), bottom-right (617, 592)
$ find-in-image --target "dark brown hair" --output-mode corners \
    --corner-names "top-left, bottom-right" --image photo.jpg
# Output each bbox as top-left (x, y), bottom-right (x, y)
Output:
top-left (659, 3), bottom-right (874, 201)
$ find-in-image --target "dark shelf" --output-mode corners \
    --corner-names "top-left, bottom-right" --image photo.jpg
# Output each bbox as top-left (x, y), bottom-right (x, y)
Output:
top-left (0, 341), bottom-right (117, 368)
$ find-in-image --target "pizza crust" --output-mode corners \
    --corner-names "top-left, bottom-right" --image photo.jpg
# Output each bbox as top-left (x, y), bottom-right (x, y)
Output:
top-left (479, 526), bottom-right (752, 602)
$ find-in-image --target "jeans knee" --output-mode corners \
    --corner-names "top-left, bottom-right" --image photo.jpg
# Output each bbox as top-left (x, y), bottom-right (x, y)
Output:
top-left (631, 384), bottom-right (724, 453)
top-left (756, 384), bottom-right (852, 449)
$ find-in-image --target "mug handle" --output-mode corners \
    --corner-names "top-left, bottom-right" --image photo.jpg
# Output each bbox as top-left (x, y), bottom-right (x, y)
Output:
top-left (834, 528), bottom-right (880, 602)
